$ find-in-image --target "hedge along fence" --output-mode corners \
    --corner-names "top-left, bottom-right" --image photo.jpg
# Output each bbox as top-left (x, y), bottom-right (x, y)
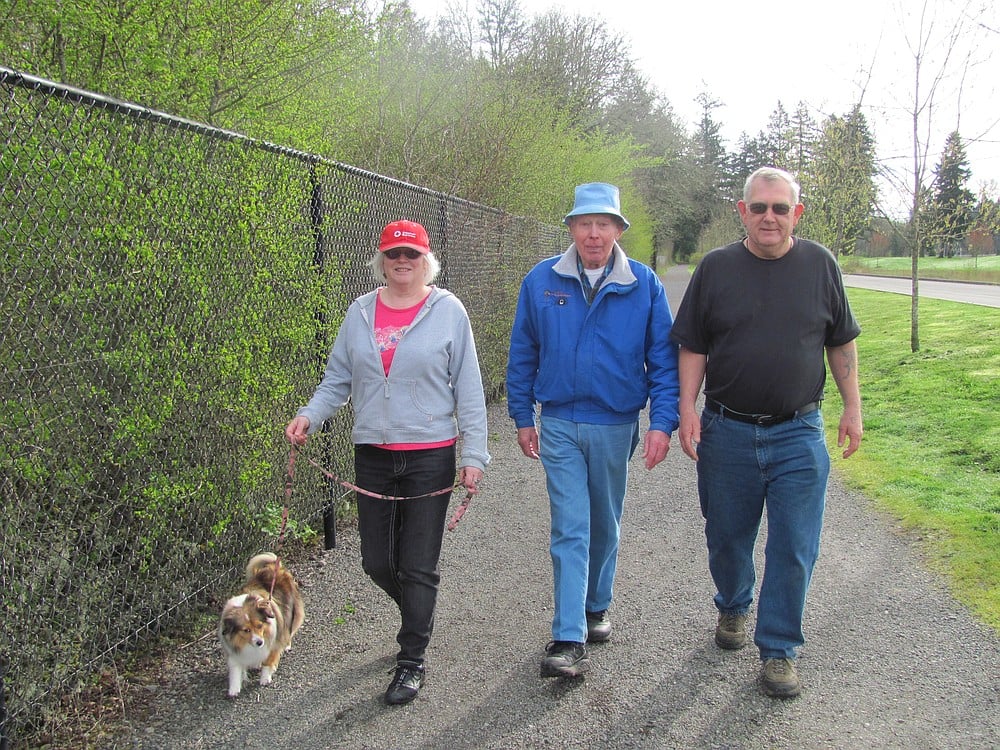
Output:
top-left (0, 66), bottom-right (564, 745)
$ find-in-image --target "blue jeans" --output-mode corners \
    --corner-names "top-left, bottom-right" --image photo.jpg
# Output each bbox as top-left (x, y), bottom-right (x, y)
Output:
top-left (354, 443), bottom-right (455, 666)
top-left (697, 408), bottom-right (830, 660)
top-left (539, 415), bottom-right (639, 643)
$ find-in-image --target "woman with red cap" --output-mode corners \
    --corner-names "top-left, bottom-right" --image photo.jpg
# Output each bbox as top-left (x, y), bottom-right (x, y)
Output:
top-left (286, 220), bottom-right (489, 705)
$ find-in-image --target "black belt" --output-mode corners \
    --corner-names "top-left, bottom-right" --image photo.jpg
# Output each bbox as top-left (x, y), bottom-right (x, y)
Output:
top-left (705, 399), bottom-right (821, 427)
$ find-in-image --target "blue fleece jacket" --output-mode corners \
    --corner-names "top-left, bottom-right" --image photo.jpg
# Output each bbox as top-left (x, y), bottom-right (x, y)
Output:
top-left (506, 243), bottom-right (679, 433)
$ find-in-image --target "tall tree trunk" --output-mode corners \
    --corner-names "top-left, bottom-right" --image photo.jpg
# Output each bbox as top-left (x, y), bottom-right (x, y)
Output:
top-left (909, 56), bottom-right (921, 353)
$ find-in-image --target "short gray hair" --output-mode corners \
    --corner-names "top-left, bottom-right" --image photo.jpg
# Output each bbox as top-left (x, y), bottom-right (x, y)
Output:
top-left (368, 250), bottom-right (441, 285)
top-left (743, 167), bottom-right (801, 204)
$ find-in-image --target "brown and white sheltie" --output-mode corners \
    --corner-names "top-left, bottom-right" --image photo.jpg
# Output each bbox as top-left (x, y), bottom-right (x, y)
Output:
top-left (218, 552), bottom-right (305, 697)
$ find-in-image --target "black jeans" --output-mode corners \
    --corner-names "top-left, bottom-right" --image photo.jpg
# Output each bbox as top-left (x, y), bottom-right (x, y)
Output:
top-left (354, 443), bottom-right (455, 666)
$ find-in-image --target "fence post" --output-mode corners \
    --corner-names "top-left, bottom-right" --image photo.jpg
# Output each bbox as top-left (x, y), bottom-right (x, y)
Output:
top-left (1, 652), bottom-right (8, 750)
top-left (308, 167), bottom-right (337, 551)
top-left (436, 196), bottom-right (449, 287)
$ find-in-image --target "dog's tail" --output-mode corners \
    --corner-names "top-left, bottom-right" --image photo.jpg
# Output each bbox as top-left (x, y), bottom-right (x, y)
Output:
top-left (245, 552), bottom-right (278, 582)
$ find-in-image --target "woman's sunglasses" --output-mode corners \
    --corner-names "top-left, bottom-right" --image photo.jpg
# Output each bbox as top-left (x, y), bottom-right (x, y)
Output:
top-left (747, 202), bottom-right (792, 216)
top-left (384, 247), bottom-right (423, 260)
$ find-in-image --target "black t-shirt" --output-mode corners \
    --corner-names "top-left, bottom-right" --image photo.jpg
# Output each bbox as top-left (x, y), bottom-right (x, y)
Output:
top-left (670, 238), bottom-right (861, 415)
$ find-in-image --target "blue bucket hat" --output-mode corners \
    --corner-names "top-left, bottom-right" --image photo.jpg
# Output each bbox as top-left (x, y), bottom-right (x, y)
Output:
top-left (563, 182), bottom-right (630, 230)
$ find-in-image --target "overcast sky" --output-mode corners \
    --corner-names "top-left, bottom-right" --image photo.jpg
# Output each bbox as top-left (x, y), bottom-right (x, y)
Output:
top-left (401, 0), bottom-right (1000, 212)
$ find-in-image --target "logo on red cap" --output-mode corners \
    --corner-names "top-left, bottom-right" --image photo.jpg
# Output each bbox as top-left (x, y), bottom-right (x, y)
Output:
top-left (378, 220), bottom-right (430, 254)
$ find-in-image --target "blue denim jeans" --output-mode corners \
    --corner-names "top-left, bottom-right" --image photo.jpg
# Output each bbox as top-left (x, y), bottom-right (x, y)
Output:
top-left (354, 443), bottom-right (455, 666)
top-left (696, 408), bottom-right (830, 660)
top-left (539, 415), bottom-right (640, 643)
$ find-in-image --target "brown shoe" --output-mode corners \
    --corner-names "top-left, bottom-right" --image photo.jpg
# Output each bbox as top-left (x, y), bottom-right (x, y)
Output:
top-left (714, 612), bottom-right (748, 650)
top-left (761, 658), bottom-right (802, 698)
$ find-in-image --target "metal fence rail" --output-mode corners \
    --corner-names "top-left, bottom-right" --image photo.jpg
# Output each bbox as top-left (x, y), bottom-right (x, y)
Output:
top-left (0, 66), bottom-right (563, 746)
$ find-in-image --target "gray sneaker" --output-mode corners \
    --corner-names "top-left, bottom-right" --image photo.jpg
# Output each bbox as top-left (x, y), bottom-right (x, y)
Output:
top-left (714, 612), bottom-right (748, 650)
top-left (385, 662), bottom-right (425, 705)
top-left (586, 610), bottom-right (612, 642)
top-left (540, 641), bottom-right (590, 678)
top-left (761, 658), bottom-right (802, 698)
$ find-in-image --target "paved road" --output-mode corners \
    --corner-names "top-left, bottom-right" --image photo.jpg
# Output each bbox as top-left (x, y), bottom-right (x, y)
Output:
top-left (121, 264), bottom-right (1000, 749)
top-left (665, 267), bottom-right (1000, 311)
top-left (843, 274), bottom-right (1000, 308)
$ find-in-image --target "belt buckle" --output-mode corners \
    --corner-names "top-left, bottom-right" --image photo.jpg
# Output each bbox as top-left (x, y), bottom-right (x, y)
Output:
top-left (754, 414), bottom-right (779, 426)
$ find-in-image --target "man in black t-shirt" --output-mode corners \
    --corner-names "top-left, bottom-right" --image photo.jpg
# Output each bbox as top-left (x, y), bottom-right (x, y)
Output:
top-left (670, 166), bottom-right (863, 698)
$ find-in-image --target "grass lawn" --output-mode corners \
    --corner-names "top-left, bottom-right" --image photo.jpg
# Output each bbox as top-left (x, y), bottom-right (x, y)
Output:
top-left (823, 289), bottom-right (999, 632)
top-left (843, 254), bottom-right (1000, 283)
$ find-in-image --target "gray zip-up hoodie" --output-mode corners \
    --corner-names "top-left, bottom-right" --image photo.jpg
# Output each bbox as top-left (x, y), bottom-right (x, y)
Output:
top-left (297, 286), bottom-right (490, 471)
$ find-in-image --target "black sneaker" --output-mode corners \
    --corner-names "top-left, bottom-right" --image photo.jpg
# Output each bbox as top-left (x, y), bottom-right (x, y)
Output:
top-left (385, 662), bottom-right (425, 705)
top-left (540, 640), bottom-right (590, 678)
top-left (586, 610), bottom-right (612, 642)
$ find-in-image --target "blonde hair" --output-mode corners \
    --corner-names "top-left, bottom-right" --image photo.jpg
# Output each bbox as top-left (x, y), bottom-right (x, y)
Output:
top-left (368, 250), bottom-right (441, 285)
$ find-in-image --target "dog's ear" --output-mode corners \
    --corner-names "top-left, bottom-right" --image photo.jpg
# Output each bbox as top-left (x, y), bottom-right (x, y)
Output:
top-left (221, 614), bottom-right (241, 636)
top-left (245, 593), bottom-right (268, 613)
top-left (257, 600), bottom-right (275, 619)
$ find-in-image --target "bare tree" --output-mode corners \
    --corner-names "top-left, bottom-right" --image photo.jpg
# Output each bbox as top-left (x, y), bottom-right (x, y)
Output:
top-left (874, 0), bottom-right (992, 351)
top-left (430, 0), bottom-right (481, 59)
top-left (515, 10), bottom-right (635, 127)
top-left (478, 0), bottom-right (527, 70)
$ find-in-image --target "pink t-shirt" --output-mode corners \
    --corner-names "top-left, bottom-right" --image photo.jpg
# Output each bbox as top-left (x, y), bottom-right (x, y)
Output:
top-left (374, 290), bottom-right (456, 452)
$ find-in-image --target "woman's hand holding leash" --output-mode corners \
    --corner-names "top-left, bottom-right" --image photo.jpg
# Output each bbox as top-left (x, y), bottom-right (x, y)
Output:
top-left (458, 466), bottom-right (483, 495)
top-left (285, 416), bottom-right (310, 446)
top-left (447, 463), bottom-right (484, 531)
top-left (449, 467), bottom-right (482, 532)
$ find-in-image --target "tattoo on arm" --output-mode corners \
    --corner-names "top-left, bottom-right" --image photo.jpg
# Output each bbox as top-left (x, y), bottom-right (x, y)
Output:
top-left (834, 347), bottom-right (856, 380)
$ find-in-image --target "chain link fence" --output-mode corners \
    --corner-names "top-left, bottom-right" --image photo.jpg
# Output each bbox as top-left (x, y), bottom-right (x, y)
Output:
top-left (0, 66), bottom-right (564, 746)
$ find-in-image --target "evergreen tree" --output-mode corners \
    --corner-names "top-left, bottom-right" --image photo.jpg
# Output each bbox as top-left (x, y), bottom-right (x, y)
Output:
top-left (788, 102), bottom-right (818, 176)
top-left (692, 92), bottom-right (726, 195)
top-left (799, 105), bottom-right (876, 256)
top-left (928, 131), bottom-right (976, 256)
top-left (672, 92), bottom-right (730, 260)
top-left (727, 133), bottom-right (771, 201)
top-left (765, 101), bottom-right (793, 170)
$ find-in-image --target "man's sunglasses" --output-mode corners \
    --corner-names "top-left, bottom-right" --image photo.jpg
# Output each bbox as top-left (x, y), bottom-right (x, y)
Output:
top-left (747, 202), bottom-right (792, 216)
top-left (384, 247), bottom-right (423, 260)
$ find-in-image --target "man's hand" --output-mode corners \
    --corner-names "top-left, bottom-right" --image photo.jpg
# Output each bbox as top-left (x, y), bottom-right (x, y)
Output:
top-left (516, 426), bottom-right (540, 459)
top-left (677, 407), bottom-right (701, 461)
top-left (641, 429), bottom-right (671, 469)
top-left (837, 406), bottom-right (863, 458)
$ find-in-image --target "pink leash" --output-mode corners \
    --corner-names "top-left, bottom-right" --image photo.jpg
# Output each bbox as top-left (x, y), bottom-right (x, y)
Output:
top-left (287, 446), bottom-right (474, 530)
top-left (446, 493), bottom-right (472, 531)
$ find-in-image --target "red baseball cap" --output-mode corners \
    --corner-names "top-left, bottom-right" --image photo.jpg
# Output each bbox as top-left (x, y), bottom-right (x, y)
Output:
top-left (378, 220), bottom-right (430, 254)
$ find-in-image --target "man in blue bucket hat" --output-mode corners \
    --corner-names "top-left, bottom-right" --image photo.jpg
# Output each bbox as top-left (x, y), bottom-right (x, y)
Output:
top-left (507, 182), bottom-right (680, 678)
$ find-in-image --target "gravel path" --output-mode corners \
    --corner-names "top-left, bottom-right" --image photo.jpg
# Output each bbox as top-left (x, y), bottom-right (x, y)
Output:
top-left (124, 267), bottom-right (999, 749)
top-left (126, 402), bottom-right (999, 749)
